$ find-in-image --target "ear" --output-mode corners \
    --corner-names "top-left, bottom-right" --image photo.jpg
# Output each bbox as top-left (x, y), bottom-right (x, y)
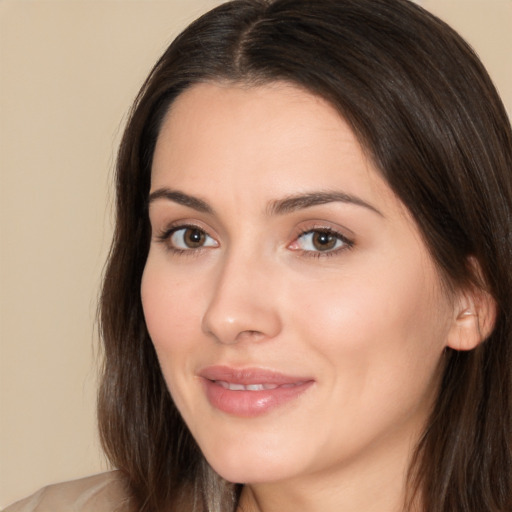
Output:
top-left (446, 275), bottom-right (497, 352)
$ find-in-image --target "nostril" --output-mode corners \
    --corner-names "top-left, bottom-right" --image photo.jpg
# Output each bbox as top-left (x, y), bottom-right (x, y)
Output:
top-left (240, 329), bottom-right (265, 337)
top-left (230, 329), bottom-right (266, 344)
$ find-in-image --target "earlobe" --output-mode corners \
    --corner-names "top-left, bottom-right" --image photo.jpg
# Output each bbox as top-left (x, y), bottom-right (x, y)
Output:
top-left (446, 287), bottom-right (497, 351)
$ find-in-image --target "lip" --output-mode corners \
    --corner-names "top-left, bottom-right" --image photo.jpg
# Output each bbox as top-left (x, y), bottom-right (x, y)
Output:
top-left (198, 365), bottom-right (314, 417)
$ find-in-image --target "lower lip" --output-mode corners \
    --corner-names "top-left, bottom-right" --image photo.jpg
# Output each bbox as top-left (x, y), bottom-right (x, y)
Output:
top-left (201, 379), bottom-right (314, 417)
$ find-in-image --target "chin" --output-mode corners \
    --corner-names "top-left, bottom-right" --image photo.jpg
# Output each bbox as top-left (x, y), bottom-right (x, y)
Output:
top-left (200, 438), bottom-right (307, 485)
top-left (210, 460), bottom-right (294, 485)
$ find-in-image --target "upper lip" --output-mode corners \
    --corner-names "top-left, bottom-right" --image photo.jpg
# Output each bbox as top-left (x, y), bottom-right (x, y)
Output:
top-left (198, 365), bottom-right (313, 385)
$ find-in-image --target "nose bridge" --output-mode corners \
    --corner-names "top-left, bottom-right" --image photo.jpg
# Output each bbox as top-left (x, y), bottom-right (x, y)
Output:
top-left (201, 244), bottom-right (282, 344)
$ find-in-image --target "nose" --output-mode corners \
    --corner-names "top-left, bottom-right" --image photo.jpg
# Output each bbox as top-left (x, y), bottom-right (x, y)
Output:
top-left (201, 250), bottom-right (282, 345)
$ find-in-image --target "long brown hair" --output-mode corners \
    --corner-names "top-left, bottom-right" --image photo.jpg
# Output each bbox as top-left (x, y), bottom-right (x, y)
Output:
top-left (98, 0), bottom-right (512, 510)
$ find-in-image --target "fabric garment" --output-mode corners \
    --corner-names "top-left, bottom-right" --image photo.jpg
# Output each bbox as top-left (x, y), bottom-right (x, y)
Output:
top-left (3, 472), bottom-right (130, 512)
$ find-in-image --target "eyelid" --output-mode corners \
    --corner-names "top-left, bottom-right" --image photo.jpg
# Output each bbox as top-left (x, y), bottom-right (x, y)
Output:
top-left (288, 223), bottom-right (355, 257)
top-left (153, 217), bottom-right (216, 239)
top-left (155, 221), bottom-right (219, 254)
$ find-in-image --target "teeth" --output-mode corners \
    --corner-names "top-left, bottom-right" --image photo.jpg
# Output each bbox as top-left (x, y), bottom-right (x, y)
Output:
top-left (227, 383), bottom-right (246, 391)
top-left (215, 381), bottom-right (281, 391)
top-left (246, 384), bottom-right (264, 391)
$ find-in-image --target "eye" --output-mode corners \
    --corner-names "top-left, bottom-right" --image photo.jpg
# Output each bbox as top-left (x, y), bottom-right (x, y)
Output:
top-left (164, 226), bottom-right (218, 251)
top-left (290, 228), bottom-right (353, 254)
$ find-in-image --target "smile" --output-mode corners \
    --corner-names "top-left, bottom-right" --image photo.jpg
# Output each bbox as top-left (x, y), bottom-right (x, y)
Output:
top-left (214, 381), bottom-right (306, 391)
top-left (199, 366), bottom-right (314, 417)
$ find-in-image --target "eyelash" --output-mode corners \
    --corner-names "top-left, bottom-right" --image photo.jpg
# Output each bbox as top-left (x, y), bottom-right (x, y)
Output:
top-left (155, 224), bottom-right (354, 258)
top-left (292, 227), bottom-right (354, 259)
top-left (156, 224), bottom-right (217, 257)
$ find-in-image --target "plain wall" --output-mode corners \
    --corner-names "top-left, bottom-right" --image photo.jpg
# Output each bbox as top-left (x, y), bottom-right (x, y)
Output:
top-left (1, 0), bottom-right (510, 506)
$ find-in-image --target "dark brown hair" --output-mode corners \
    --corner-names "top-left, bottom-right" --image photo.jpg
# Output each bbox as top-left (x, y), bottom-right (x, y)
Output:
top-left (98, 0), bottom-right (512, 510)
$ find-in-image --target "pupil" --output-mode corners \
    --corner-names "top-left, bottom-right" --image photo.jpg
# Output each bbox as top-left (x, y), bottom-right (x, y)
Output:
top-left (313, 231), bottom-right (336, 251)
top-left (185, 229), bottom-right (204, 248)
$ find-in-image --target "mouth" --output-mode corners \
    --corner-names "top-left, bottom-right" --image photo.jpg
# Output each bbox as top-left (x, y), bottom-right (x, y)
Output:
top-left (198, 366), bottom-right (314, 417)
top-left (213, 381), bottom-right (307, 391)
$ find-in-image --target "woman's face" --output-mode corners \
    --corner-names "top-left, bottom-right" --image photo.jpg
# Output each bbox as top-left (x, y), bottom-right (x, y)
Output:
top-left (142, 82), bottom-right (458, 486)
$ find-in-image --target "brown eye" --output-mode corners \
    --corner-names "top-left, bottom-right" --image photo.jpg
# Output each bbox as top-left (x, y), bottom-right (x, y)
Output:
top-left (183, 228), bottom-right (206, 248)
top-left (311, 231), bottom-right (338, 251)
top-left (293, 229), bottom-right (350, 254)
top-left (169, 227), bottom-right (217, 250)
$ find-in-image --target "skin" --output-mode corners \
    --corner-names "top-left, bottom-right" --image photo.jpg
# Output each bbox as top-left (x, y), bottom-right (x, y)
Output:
top-left (141, 82), bottom-right (468, 512)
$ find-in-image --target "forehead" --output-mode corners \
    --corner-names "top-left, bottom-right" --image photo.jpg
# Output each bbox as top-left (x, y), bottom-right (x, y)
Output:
top-left (151, 81), bottom-right (398, 213)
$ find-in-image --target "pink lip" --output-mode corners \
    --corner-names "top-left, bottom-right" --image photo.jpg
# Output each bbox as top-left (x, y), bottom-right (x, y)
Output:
top-left (198, 366), bottom-right (314, 417)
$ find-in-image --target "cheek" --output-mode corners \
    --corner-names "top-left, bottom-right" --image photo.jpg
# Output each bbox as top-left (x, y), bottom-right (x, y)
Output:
top-left (141, 257), bottom-right (204, 363)
top-left (141, 258), bottom-right (208, 416)
top-left (292, 260), bottom-right (451, 392)
top-left (289, 270), bottom-right (449, 453)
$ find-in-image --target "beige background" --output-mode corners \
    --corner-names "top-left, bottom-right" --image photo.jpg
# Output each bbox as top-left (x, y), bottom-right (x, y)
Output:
top-left (1, 0), bottom-right (510, 507)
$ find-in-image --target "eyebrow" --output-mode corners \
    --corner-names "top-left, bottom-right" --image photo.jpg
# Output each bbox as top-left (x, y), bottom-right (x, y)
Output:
top-left (267, 191), bottom-right (383, 217)
top-left (148, 188), bottom-right (214, 214)
top-left (148, 188), bottom-right (382, 217)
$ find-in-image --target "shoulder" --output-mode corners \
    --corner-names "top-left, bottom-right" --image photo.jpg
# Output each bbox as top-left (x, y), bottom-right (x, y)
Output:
top-left (3, 471), bottom-right (131, 512)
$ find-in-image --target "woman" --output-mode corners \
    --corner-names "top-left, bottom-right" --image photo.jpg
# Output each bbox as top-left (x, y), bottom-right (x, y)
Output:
top-left (6, 0), bottom-right (512, 511)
